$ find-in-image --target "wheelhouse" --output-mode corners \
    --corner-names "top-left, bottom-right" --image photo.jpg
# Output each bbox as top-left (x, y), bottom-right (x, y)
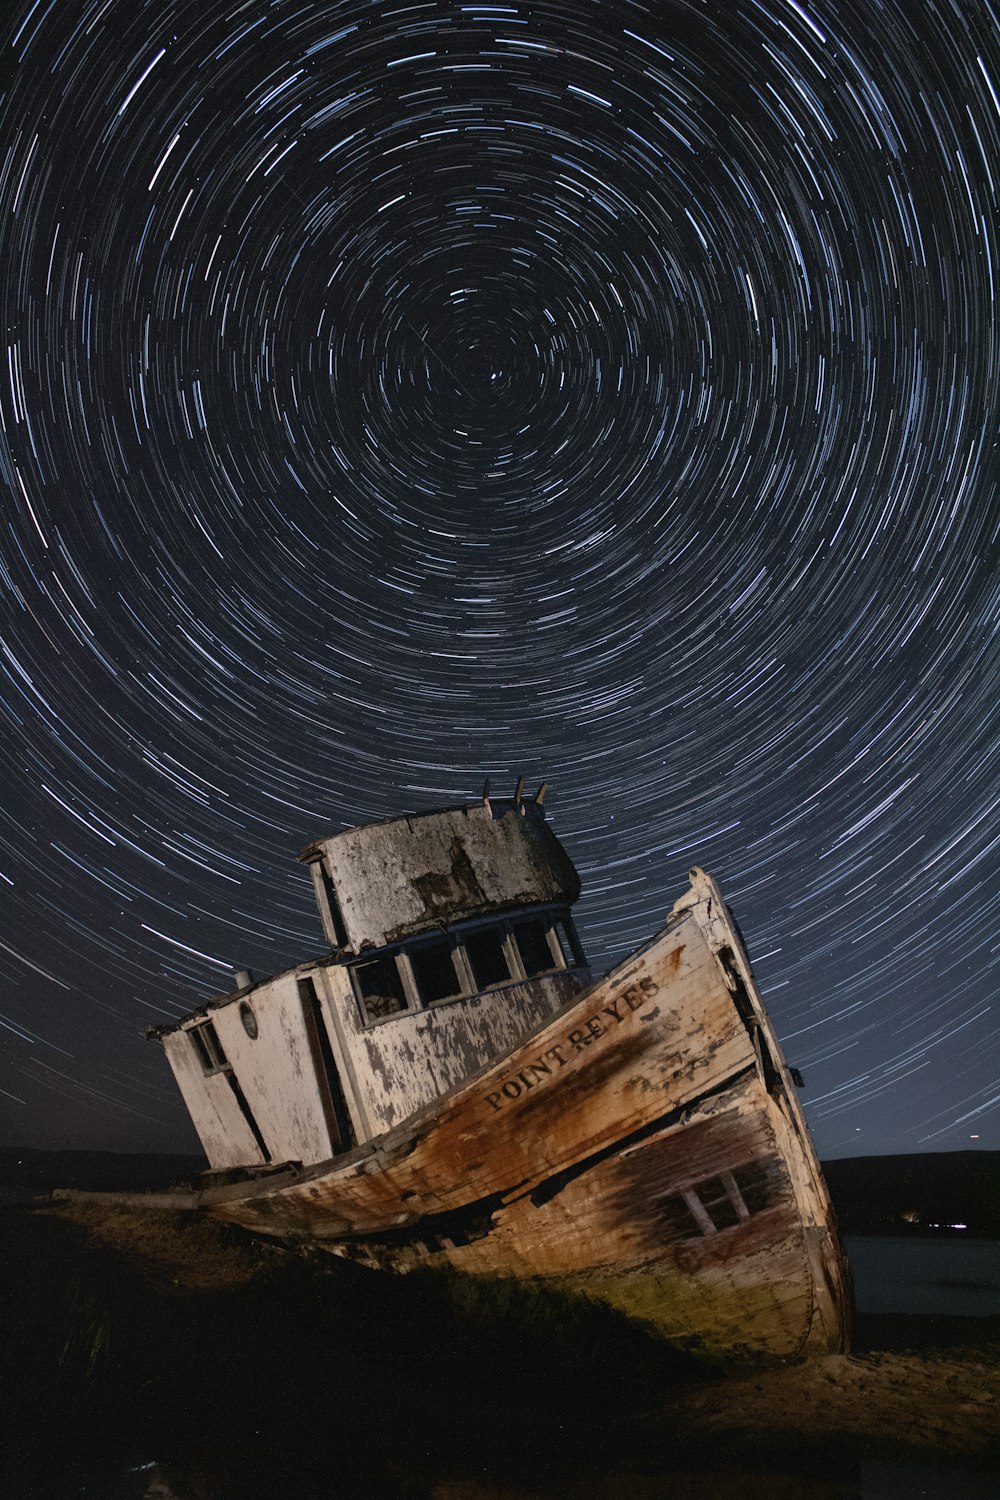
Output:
top-left (150, 784), bottom-right (591, 1172)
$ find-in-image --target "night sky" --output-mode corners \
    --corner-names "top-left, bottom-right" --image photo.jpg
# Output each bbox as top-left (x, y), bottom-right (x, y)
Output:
top-left (1, 0), bottom-right (996, 1161)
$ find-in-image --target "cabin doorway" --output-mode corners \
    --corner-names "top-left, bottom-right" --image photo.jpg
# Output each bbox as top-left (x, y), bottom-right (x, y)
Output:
top-left (299, 977), bottom-right (357, 1152)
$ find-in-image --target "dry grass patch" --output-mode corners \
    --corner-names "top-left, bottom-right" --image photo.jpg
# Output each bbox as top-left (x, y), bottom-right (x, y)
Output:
top-left (39, 1200), bottom-right (279, 1294)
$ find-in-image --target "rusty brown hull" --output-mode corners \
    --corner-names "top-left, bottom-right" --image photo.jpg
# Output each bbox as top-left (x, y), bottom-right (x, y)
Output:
top-left (195, 872), bottom-right (851, 1362)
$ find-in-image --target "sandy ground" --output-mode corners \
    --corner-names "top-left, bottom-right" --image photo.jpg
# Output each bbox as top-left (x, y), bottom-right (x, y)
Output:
top-left (665, 1343), bottom-right (997, 1461)
top-left (5, 1199), bottom-right (998, 1495)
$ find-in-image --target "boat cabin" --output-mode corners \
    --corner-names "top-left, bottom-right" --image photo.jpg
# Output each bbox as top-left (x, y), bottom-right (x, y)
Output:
top-left (149, 784), bottom-right (590, 1172)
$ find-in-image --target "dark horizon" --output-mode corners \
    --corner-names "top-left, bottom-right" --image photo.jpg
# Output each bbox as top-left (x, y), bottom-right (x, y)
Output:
top-left (1, 0), bottom-right (997, 1161)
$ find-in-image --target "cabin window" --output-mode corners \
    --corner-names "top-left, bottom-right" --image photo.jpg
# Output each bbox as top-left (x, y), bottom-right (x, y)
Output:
top-left (511, 919), bottom-right (552, 979)
top-left (655, 1193), bottom-right (706, 1242)
top-left (730, 1160), bottom-right (774, 1216)
top-left (464, 926), bottom-right (511, 989)
top-left (239, 1002), bottom-right (258, 1039)
top-left (552, 917), bottom-right (583, 968)
top-left (353, 955), bottom-right (408, 1020)
top-left (190, 1020), bottom-right (228, 1074)
top-left (409, 937), bottom-right (463, 1004)
top-left (695, 1174), bottom-right (748, 1232)
top-left (656, 1162), bottom-right (774, 1243)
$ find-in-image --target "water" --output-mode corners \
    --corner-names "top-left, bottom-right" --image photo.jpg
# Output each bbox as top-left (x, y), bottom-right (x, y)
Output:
top-left (843, 1234), bottom-right (999, 1316)
top-left (859, 1460), bottom-right (998, 1498)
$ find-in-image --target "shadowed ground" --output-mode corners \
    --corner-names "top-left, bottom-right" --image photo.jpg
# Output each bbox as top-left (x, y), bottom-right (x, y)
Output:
top-left (3, 1201), bottom-right (997, 1498)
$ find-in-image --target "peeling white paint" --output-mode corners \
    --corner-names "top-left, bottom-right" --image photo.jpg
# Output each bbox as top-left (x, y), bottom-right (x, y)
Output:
top-left (301, 801), bottom-right (579, 951)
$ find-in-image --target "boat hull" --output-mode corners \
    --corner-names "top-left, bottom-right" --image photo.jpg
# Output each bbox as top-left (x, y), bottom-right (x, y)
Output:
top-left (200, 873), bottom-right (851, 1361)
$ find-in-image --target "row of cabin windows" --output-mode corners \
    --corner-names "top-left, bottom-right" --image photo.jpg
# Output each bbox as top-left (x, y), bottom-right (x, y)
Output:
top-left (351, 911), bottom-right (584, 1025)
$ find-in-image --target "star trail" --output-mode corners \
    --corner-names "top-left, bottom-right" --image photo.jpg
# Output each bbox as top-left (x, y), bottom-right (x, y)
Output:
top-left (0, 0), bottom-right (997, 1158)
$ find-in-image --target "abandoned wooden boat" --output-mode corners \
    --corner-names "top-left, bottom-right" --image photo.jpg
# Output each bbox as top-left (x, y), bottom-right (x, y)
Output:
top-left (142, 782), bottom-right (852, 1361)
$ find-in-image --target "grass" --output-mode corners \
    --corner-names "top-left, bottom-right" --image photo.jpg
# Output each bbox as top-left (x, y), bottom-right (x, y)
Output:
top-left (3, 1200), bottom-right (698, 1495)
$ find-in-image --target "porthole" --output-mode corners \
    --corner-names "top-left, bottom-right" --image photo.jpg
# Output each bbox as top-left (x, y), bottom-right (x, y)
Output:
top-left (239, 1001), bottom-right (259, 1039)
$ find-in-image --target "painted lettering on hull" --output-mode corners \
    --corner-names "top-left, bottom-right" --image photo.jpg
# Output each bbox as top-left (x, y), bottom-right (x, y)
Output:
top-left (484, 975), bottom-right (660, 1112)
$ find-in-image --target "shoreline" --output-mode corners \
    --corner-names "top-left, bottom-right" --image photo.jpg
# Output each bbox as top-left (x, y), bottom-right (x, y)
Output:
top-left (3, 1200), bottom-right (997, 1494)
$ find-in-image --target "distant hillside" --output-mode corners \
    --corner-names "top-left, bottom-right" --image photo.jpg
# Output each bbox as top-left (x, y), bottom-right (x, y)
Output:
top-left (0, 1147), bottom-right (207, 1202)
top-left (821, 1151), bottom-right (999, 1237)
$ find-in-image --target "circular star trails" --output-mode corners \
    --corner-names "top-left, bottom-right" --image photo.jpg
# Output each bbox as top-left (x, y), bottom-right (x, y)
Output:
top-left (0, 0), bottom-right (997, 1157)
